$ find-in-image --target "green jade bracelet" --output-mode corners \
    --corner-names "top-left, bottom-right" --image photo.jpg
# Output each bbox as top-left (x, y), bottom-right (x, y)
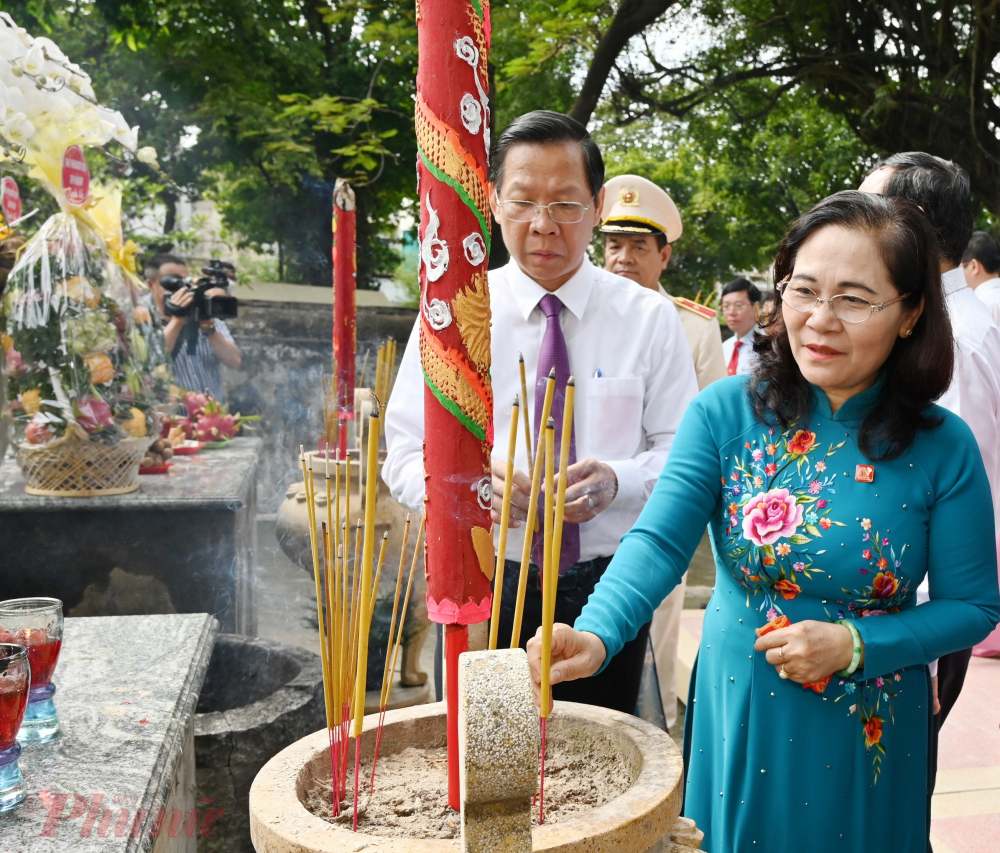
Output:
top-left (835, 618), bottom-right (863, 677)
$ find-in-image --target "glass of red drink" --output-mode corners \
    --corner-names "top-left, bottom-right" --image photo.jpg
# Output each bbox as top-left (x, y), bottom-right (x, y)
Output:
top-left (0, 643), bottom-right (29, 811)
top-left (0, 598), bottom-right (63, 745)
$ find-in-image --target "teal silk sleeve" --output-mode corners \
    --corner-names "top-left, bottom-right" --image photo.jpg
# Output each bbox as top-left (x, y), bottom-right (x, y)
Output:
top-left (575, 389), bottom-right (725, 669)
top-left (855, 417), bottom-right (1000, 678)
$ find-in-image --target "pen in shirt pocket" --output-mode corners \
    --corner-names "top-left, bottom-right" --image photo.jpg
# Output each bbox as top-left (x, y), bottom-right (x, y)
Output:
top-left (593, 369), bottom-right (602, 378)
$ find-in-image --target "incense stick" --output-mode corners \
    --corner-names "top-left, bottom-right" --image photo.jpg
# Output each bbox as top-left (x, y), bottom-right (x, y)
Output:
top-left (369, 532), bottom-right (389, 613)
top-left (384, 513), bottom-right (425, 710)
top-left (369, 514), bottom-right (411, 793)
top-left (510, 368), bottom-right (556, 649)
top-left (540, 377), bottom-right (573, 824)
top-left (518, 353), bottom-right (533, 472)
top-left (539, 418), bottom-right (555, 824)
top-left (489, 395), bottom-right (520, 650)
top-left (352, 402), bottom-right (381, 831)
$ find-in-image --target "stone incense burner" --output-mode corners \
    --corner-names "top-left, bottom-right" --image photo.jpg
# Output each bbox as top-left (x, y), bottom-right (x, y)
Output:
top-left (249, 691), bottom-right (702, 853)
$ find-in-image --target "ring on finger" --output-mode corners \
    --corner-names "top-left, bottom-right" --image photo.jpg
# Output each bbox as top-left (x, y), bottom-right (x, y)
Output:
top-left (779, 666), bottom-right (789, 680)
top-left (778, 645), bottom-right (784, 663)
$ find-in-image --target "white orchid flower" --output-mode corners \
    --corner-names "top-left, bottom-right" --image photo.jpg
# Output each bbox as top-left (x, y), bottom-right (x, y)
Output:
top-left (3, 113), bottom-right (35, 144)
top-left (23, 42), bottom-right (46, 77)
top-left (4, 85), bottom-right (25, 121)
top-left (0, 30), bottom-right (23, 63)
top-left (109, 112), bottom-right (139, 150)
top-left (33, 37), bottom-right (68, 65)
top-left (136, 146), bottom-right (158, 164)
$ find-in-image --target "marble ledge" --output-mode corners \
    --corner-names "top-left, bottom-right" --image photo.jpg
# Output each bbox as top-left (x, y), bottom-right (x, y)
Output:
top-left (0, 437), bottom-right (260, 512)
top-left (0, 613), bottom-right (219, 852)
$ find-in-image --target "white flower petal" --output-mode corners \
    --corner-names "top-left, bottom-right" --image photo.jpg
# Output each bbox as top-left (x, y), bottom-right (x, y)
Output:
top-left (23, 42), bottom-right (45, 76)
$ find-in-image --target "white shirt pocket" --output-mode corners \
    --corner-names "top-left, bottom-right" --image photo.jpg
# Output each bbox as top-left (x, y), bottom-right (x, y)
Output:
top-left (586, 376), bottom-right (644, 459)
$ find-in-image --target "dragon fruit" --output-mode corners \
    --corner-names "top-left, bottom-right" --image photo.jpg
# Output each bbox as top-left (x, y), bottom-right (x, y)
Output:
top-left (190, 396), bottom-right (258, 442)
top-left (75, 396), bottom-right (115, 434)
top-left (183, 392), bottom-right (209, 418)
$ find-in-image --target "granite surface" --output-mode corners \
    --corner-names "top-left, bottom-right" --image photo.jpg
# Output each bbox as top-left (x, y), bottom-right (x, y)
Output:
top-left (0, 440), bottom-right (259, 634)
top-left (0, 437), bottom-right (261, 511)
top-left (0, 613), bottom-right (218, 853)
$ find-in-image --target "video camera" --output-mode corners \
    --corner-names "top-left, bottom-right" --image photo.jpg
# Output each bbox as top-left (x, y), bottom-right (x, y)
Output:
top-left (160, 260), bottom-right (239, 355)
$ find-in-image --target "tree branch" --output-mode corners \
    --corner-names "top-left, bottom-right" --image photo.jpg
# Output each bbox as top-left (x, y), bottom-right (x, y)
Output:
top-left (568, 0), bottom-right (678, 125)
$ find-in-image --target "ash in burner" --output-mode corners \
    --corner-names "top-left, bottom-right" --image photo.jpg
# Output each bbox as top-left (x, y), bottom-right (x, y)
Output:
top-left (303, 733), bottom-right (633, 839)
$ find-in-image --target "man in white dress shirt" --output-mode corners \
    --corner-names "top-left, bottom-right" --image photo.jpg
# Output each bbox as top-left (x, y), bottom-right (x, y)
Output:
top-left (860, 152), bottom-right (1000, 809)
top-left (963, 230), bottom-right (1000, 327)
top-left (383, 111), bottom-right (698, 713)
top-left (720, 277), bottom-right (762, 375)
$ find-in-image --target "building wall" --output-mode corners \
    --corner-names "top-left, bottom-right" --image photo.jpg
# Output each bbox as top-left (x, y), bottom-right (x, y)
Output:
top-left (220, 288), bottom-right (417, 509)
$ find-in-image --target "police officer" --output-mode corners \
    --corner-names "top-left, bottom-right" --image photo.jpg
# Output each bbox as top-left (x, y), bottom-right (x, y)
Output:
top-left (600, 174), bottom-right (724, 730)
top-left (602, 175), bottom-right (726, 389)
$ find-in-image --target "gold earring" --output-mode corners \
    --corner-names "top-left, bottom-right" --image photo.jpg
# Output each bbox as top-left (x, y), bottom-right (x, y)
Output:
top-left (904, 328), bottom-right (913, 338)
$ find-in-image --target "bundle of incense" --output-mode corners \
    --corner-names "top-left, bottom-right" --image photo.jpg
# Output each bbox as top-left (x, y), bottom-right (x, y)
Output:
top-left (370, 512), bottom-right (425, 793)
top-left (539, 377), bottom-right (574, 824)
top-left (299, 447), bottom-right (339, 812)
top-left (489, 395), bottom-right (520, 650)
top-left (351, 400), bottom-right (381, 831)
top-left (510, 367), bottom-right (556, 649)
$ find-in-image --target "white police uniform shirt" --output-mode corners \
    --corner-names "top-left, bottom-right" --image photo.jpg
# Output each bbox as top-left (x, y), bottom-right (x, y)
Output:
top-left (382, 257), bottom-right (699, 562)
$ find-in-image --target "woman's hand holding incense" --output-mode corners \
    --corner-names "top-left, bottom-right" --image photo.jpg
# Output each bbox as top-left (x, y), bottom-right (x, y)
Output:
top-left (491, 458), bottom-right (533, 527)
top-left (526, 623), bottom-right (607, 709)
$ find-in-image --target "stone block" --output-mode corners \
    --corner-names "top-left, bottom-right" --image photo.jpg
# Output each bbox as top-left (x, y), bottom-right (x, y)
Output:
top-left (458, 648), bottom-right (539, 853)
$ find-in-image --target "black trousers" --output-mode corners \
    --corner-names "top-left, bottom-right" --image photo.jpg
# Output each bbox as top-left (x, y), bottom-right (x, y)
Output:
top-left (496, 556), bottom-right (650, 715)
top-left (926, 647), bottom-right (973, 853)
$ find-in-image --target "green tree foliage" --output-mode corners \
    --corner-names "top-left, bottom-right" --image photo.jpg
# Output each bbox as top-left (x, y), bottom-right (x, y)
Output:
top-left (4, 0), bottom-right (993, 293)
top-left (597, 88), bottom-right (870, 297)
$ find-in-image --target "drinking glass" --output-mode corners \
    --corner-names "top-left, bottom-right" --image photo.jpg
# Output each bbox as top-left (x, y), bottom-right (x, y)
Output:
top-left (0, 643), bottom-right (29, 811)
top-left (0, 598), bottom-right (63, 744)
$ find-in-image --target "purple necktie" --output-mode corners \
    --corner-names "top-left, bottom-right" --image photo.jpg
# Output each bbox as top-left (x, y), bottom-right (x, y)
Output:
top-left (533, 293), bottom-right (580, 574)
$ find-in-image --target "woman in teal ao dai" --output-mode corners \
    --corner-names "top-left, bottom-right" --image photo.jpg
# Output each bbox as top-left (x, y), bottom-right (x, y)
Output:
top-left (528, 192), bottom-right (1000, 852)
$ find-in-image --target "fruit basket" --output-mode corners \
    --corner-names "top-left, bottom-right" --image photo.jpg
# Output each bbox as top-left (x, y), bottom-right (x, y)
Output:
top-left (17, 425), bottom-right (149, 496)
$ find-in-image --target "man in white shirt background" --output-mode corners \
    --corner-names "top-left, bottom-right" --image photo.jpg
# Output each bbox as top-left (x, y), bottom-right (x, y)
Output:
top-left (383, 110), bottom-right (698, 714)
top-left (860, 152), bottom-right (1000, 807)
top-left (963, 230), bottom-right (1000, 328)
top-left (720, 277), bottom-right (762, 375)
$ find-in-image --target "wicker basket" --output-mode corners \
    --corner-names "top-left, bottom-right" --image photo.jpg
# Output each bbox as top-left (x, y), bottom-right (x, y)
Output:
top-left (16, 425), bottom-right (149, 497)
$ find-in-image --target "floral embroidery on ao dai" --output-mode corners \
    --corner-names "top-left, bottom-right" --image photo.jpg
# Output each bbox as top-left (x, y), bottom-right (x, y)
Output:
top-left (575, 377), bottom-right (999, 853)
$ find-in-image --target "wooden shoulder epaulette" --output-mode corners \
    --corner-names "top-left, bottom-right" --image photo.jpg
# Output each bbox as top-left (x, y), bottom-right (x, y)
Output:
top-left (674, 296), bottom-right (717, 320)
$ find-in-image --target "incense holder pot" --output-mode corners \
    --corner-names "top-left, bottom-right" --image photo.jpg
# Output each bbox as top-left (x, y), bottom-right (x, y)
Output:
top-left (249, 700), bottom-right (703, 853)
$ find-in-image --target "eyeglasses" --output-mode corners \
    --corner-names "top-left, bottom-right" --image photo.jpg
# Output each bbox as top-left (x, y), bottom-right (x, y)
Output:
top-left (779, 276), bottom-right (910, 324)
top-left (722, 301), bottom-right (751, 312)
top-left (494, 191), bottom-right (593, 224)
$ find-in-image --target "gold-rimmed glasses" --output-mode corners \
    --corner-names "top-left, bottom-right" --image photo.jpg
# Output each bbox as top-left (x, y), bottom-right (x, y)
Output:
top-left (494, 190), bottom-right (594, 224)
top-left (778, 276), bottom-right (911, 324)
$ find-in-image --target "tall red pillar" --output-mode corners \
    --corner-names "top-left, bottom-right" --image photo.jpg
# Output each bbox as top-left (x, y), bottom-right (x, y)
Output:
top-left (416, 0), bottom-right (494, 810)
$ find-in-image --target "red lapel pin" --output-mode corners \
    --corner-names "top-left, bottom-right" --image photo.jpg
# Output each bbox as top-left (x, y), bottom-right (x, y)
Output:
top-left (855, 465), bottom-right (875, 483)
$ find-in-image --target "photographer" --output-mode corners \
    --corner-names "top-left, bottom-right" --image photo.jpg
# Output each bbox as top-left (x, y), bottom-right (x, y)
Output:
top-left (144, 253), bottom-right (241, 401)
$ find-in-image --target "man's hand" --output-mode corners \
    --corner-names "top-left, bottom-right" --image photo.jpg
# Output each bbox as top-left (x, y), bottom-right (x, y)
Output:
top-left (753, 620), bottom-right (864, 684)
top-left (491, 458), bottom-right (533, 527)
top-left (526, 623), bottom-right (606, 711)
top-left (167, 286), bottom-right (194, 319)
top-left (553, 458), bottom-right (618, 523)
